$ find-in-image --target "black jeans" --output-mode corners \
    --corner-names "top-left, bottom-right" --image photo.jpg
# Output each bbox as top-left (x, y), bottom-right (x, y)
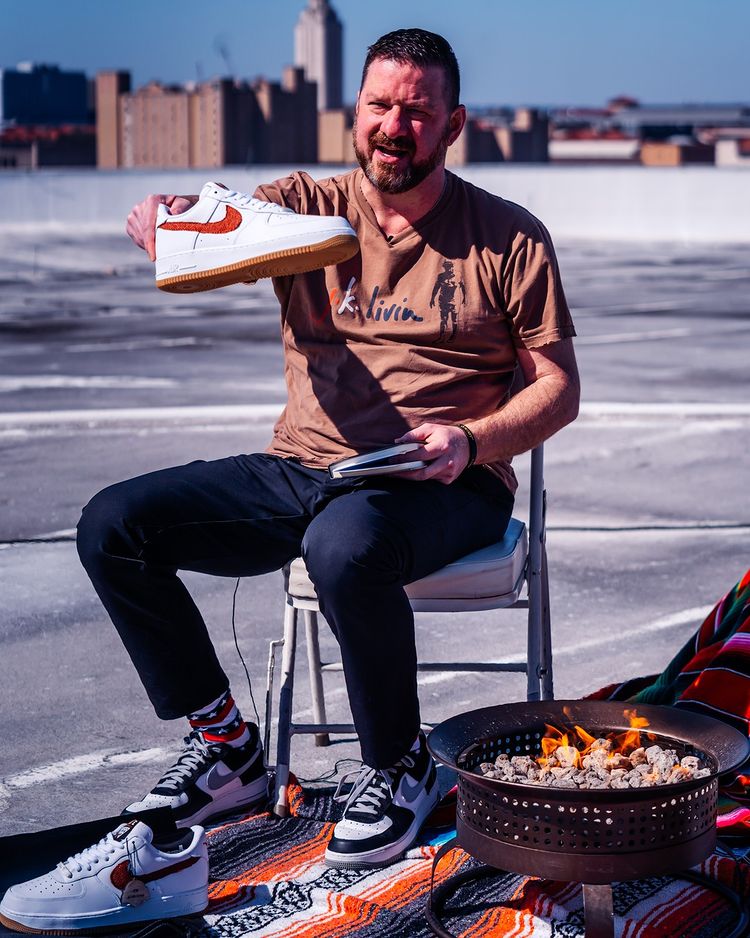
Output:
top-left (76, 453), bottom-right (513, 768)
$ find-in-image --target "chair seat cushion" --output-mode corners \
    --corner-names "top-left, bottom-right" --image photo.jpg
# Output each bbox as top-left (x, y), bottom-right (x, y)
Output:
top-left (285, 518), bottom-right (527, 608)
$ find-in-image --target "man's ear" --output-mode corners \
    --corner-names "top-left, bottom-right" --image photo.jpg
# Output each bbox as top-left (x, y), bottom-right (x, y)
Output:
top-left (447, 105), bottom-right (466, 146)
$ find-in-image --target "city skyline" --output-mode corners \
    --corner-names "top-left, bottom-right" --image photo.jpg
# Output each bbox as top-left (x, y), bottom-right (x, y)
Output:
top-left (2, 0), bottom-right (748, 108)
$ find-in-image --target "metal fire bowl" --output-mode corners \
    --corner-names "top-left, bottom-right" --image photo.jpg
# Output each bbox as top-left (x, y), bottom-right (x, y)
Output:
top-left (428, 700), bottom-right (750, 885)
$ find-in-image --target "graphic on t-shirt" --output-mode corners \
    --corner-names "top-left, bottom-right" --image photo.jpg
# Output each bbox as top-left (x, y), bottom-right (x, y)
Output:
top-left (430, 261), bottom-right (465, 341)
top-left (324, 279), bottom-right (424, 324)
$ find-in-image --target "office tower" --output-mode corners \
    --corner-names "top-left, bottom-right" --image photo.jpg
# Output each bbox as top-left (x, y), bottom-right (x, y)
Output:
top-left (0, 63), bottom-right (89, 126)
top-left (294, 0), bottom-right (343, 111)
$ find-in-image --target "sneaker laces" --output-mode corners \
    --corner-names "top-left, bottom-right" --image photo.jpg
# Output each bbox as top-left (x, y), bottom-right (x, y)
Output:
top-left (221, 189), bottom-right (292, 215)
top-left (154, 731), bottom-right (224, 793)
top-left (333, 753), bottom-right (416, 818)
top-left (57, 831), bottom-right (127, 879)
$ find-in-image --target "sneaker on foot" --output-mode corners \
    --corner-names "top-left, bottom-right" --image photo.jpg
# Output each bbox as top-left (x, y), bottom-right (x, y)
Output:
top-left (154, 182), bottom-right (359, 293)
top-left (123, 727), bottom-right (268, 828)
top-left (324, 732), bottom-right (440, 869)
top-left (0, 820), bottom-right (207, 934)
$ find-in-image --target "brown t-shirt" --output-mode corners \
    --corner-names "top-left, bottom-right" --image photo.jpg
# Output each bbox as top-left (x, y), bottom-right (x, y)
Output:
top-left (254, 168), bottom-right (575, 494)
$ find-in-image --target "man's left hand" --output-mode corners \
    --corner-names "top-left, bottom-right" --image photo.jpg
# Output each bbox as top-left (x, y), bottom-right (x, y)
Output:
top-left (393, 423), bottom-right (471, 485)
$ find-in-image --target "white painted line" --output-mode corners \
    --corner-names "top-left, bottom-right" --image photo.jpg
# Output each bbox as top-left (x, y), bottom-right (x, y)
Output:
top-left (577, 328), bottom-right (692, 346)
top-left (0, 747), bottom-right (169, 810)
top-left (414, 605), bottom-right (712, 689)
top-left (0, 376), bottom-right (177, 392)
top-left (576, 329), bottom-right (693, 345)
top-left (580, 401), bottom-right (750, 417)
top-left (294, 606), bottom-right (712, 713)
top-left (65, 338), bottom-right (209, 353)
top-left (0, 404), bottom-right (283, 428)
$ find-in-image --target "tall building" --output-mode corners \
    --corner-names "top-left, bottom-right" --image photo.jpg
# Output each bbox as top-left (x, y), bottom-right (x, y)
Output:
top-left (294, 0), bottom-right (343, 111)
top-left (0, 63), bottom-right (89, 127)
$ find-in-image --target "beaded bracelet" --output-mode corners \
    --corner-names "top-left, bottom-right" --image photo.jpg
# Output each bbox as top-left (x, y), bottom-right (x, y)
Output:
top-left (457, 424), bottom-right (477, 469)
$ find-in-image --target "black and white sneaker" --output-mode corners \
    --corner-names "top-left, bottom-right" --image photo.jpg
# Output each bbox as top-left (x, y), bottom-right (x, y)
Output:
top-left (324, 732), bottom-right (439, 869)
top-left (123, 726), bottom-right (268, 828)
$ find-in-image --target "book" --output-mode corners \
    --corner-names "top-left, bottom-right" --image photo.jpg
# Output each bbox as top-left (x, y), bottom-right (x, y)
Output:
top-left (328, 443), bottom-right (428, 479)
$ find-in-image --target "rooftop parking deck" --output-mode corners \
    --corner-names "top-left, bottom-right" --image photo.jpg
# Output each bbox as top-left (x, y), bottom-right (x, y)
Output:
top-left (0, 210), bottom-right (748, 836)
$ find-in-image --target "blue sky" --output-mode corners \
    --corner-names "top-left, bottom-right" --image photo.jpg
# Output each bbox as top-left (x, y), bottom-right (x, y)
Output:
top-left (3, 0), bottom-right (747, 107)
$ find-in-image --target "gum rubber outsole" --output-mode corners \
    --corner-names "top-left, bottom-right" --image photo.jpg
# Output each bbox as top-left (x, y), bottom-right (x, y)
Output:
top-left (156, 234), bottom-right (359, 294)
top-left (0, 908), bottom-right (208, 935)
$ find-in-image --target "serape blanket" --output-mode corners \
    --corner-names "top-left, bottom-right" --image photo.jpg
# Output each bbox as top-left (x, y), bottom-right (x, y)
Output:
top-left (194, 779), bottom-right (747, 938)
top-left (592, 566), bottom-right (750, 837)
top-left (176, 568), bottom-right (750, 936)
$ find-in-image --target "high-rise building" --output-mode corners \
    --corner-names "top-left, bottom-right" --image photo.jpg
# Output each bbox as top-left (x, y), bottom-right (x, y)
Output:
top-left (0, 63), bottom-right (89, 127)
top-left (294, 0), bottom-right (343, 111)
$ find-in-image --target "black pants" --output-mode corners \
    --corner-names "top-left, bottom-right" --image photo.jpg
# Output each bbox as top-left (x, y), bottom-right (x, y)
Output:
top-left (76, 453), bottom-right (513, 768)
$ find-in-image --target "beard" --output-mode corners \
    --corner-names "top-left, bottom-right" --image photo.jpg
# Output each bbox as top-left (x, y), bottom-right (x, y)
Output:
top-left (353, 119), bottom-right (451, 195)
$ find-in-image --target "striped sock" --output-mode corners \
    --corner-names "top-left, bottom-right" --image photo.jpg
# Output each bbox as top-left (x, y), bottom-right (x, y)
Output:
top-left (188, 688), bottom-right (251, 748)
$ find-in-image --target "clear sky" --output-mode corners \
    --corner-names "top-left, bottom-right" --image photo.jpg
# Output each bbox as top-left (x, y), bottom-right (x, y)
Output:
top-left (3, 0), bottom-right (748, 108)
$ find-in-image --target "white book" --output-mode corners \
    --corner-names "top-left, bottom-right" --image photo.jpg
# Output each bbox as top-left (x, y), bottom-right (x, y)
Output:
top-left (328, 443), bottom-right (428, 479)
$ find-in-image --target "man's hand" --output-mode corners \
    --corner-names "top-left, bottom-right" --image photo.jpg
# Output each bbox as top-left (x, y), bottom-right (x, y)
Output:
top-left (126, 194), bottom-right (199, 261)
top-left (393, 423), bottom-right (470, 485)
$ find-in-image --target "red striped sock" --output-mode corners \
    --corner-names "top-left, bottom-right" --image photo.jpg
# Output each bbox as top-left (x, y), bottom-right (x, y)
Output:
top-left (188, 688), bottom-right (251, 748)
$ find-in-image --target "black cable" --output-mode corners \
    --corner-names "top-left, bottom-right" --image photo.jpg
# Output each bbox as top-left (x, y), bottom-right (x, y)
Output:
top-left (295, 757), bottom-right (363, 785)
top-left (231, 577), bottom-right (260, 727)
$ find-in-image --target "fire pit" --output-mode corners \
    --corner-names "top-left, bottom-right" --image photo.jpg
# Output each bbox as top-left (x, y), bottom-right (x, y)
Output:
top-left (426, 700), bottom-right (750, 937)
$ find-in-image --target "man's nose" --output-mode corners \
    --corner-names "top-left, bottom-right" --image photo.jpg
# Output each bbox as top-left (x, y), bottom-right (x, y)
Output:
top-left (380, 106), bottom-right (408, 140)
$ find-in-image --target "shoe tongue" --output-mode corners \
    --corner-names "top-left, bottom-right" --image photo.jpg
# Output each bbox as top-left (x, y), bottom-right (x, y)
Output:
top-left (112, 819), bottom-right (153, 844)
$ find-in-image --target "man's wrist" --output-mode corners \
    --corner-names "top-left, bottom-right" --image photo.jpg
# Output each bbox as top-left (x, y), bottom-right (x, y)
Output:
top-left (457, 424), bottom-right (477, 469)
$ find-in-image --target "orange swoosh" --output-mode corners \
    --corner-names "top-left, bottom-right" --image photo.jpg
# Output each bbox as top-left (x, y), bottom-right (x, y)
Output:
top-left (110, 855), bottom-right (200, 888)
top-left (158, 204), bottom-right (242, 234)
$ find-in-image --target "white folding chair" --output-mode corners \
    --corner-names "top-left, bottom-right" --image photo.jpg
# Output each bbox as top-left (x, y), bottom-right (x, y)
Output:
top-left (264, 444), bottom-right (552, 816)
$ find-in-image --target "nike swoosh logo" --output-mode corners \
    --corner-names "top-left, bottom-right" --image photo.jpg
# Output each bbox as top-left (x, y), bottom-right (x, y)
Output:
top-left (205, 761), bottom-right (246, 791)
top-left (110, 856), bottom-right (200, 889)
top-left (399, 773), bottom-right (426, 803)
top-left (158, 204), bottom-right (242, 235)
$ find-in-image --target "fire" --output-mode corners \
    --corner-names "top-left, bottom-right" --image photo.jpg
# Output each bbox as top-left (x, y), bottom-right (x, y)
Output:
top-left (536, 709), bottom-right (652, 767)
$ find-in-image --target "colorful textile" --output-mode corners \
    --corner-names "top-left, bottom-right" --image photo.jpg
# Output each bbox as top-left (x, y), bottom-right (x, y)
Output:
top-left (193, 779), bottom-right (748, 937)
top-left (592, 568), bottom-right (750, 837)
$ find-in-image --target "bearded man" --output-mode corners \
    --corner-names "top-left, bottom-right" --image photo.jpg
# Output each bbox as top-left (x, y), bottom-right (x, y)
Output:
top-left (78, 28), bottom-right (579, 868)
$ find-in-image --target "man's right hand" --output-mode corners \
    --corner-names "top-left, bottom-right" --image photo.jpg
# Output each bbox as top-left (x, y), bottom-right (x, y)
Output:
top-left (126, 194), bottom-right (199, 261)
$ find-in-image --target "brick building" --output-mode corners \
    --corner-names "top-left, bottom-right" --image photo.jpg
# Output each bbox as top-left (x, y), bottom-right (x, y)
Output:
top-left (96, 67), bottom-right (317, 169)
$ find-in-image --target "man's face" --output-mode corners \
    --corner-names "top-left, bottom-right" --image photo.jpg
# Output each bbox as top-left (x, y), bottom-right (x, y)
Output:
top-left (353, 58), bottom-right (462, 195)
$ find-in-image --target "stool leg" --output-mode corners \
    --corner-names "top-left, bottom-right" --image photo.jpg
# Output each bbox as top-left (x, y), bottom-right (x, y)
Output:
top-left (304, 610), bottom-right (330, 747)
top-left (273, 602), bottom-right (297, 818)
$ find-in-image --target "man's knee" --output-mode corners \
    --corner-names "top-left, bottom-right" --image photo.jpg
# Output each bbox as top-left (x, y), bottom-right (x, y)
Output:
top-left (302, 513), bottom-right (407, 598)
top-left (76, 480), bottom-right (141, 572)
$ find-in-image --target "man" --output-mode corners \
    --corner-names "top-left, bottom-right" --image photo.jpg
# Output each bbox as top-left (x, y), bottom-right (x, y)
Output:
top-left (79, 28), bottom-right (579, 868)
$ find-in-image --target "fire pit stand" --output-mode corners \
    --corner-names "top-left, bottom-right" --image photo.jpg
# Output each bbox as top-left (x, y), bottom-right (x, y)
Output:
top-left (426, 700), bottom-right (750, 938)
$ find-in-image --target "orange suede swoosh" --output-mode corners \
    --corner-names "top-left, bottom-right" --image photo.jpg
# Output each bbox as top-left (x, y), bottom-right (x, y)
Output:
top-left (158, 205), bottom-right (242, 234)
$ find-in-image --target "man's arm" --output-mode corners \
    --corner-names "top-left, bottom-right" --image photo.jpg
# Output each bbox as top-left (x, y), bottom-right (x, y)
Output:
top-left (395, 337), bottom-right (580, 485)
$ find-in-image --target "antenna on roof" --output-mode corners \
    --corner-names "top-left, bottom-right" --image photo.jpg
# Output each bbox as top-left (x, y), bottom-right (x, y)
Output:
top-left (214, 37), bottom-right (234, 78)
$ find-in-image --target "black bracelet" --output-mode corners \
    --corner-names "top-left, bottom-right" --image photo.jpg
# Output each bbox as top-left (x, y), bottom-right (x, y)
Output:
top-left (457, 424), bottom-right (477, 469)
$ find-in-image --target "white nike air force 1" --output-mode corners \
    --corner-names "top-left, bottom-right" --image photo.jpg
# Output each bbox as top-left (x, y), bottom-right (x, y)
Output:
top-left (154, 182), bottom-right (359, 293)
top-left (0, 820), bottom-right (207, 934)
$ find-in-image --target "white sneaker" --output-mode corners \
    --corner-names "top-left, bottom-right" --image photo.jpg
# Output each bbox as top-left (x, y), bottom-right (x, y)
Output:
top-left (154, 182), bottom-right (359, 293)
top-left (0, 820), bottom-right (208, 934)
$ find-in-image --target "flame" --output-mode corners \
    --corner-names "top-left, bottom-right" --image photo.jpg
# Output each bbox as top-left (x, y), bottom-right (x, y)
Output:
top-left (536, 709), bottom-right (652, 767)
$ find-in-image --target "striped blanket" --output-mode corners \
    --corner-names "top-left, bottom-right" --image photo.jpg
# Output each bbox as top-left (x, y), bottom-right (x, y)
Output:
top-left (197, 781), bottom-right (747, 938)
top-left (190, 569), bottom-right (750, 937)
top-left (593, 566), bottom-right (750, 837)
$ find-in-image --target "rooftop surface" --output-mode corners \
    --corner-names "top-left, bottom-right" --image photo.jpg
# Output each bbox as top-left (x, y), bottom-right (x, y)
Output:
top-left (1, 229), bottom-right (748, 836)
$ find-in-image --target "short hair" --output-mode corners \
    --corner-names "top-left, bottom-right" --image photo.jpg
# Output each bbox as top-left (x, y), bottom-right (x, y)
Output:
top-left (360, 28), bottom-right (461, 111)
